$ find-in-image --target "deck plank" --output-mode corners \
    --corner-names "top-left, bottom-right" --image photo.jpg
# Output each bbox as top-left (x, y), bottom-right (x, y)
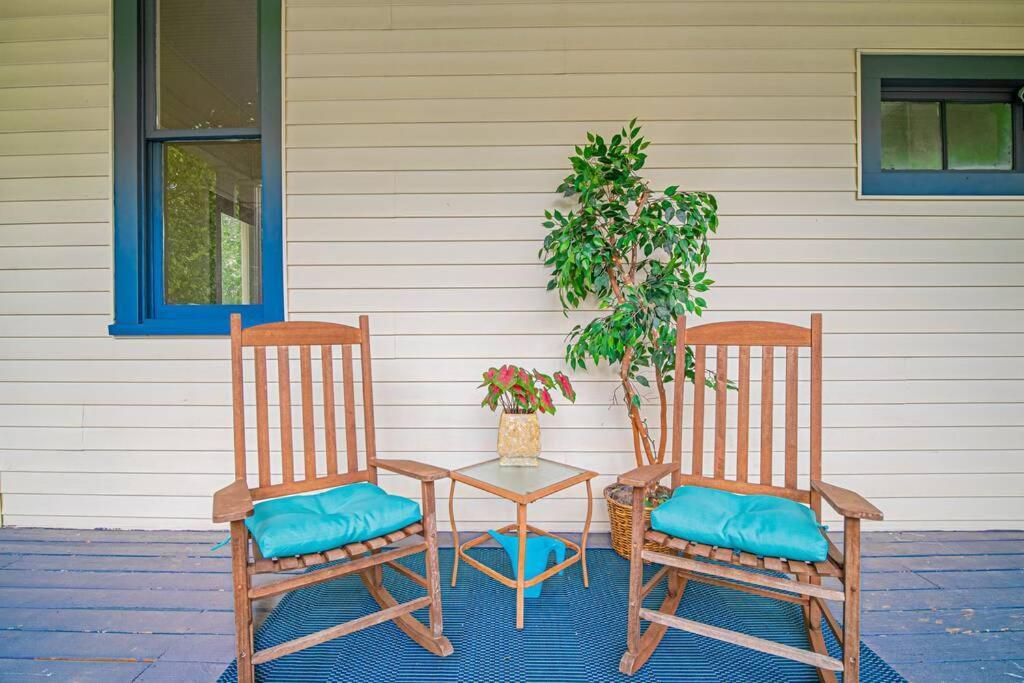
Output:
top-left (0, 528), bottom-right (1019, 683)
top-left (866, 631), bottom-right (1024, 664)
top-left (918, 569), bottom-right (1024, 590)
top-left (0, 587), bottom-right (234, 610)
top-left (858, 607), bottom-right (1024, 636)
top-left (896, 659), bottom-right (1024, 682)
top-left (864, 553), bottom-right (1024, 572)
top-left (4, 553), bottom-right (230, 572)
top-left (134, 661), bottom-right (233, 681)
top-left (862, 587), bottom-right (1024, 611)
top-left (0, 568), bottom-right (232, 591)
top-left (0, 607), bottom-right (235, 634)
top-left (0, 658), bottom-right (149, 681)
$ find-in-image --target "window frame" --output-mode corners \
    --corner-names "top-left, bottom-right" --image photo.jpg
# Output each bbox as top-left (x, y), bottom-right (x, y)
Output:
top-left (110, 0), bottom-right (283, 336)
top-left (859, 54), bottom-right (1024, 197)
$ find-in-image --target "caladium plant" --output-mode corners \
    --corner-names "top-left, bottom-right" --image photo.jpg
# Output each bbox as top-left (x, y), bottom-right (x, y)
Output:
top-left (480, 364), bottom-right (576, 415)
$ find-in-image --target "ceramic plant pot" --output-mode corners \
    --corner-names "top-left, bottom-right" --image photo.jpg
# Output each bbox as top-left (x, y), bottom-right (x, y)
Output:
top-left (497, 410), bottom-right (541, 466)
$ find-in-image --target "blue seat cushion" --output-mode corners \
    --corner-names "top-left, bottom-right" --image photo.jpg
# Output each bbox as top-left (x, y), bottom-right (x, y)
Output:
top-left (245, 482), bottom-right (421, 559)
top-left (650, 486), bottom-right (827, 562)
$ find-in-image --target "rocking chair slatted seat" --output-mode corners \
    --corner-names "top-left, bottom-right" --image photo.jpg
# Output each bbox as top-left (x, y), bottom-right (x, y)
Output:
top-left (212, 315), bottom-right (453, 682)
top-left (618, 314), bottom-right (882, 682)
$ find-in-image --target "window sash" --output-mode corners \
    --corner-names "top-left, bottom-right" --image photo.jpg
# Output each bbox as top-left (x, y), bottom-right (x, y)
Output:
top-left (110, 0), bottom-right (282, 335)
top-left (880, 98), bottom-right (1017, 173)
top-left (860, 54), bottom-right (1024, 196)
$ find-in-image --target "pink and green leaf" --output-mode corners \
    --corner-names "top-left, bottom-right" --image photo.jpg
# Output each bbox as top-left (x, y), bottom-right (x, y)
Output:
top-left (553, 371), bottom-right (577, 402)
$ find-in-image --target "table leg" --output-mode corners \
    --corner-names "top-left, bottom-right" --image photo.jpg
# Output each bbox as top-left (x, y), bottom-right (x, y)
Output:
top-left (581, 478), bottom-right (593, 588)
top-left (516, 502), bottom-right (527, 629)
top-left (449, 480), bottom-right (460, 588)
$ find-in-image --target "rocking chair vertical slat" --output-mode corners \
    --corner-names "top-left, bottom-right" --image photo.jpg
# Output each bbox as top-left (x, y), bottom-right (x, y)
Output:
top-left (760, 346), bottom-right (774, 486)
top-left (230, 315), bottom-right (247, 481)
top-left (253, 347), bottom-right (271, 487)
top-left (691, 345), bottom-right (706, 477)
top-left (785, 346), bottom-right (799, 490)
top-left (810, 313), bottom-right (823, 519)
top-left (671, 315), bottom-right (686, 490)
top-left (359, 316), bottom-right (378, 483)
top-left (342, 344), bottom-right (359, 474)
top-left (277, 346), bottom-right (294, 483)
top-left (299, 346), bottom-right (317, 480)
top-left (736, 346), bottom-right (751, 483)
top-left (714, 345), bottom-right (728, 479)
top-left (321, 345), bottom-right (338, 476)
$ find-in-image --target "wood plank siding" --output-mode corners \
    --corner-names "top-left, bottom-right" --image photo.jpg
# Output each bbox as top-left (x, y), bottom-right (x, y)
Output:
top-left (0, 0), bottom-right (1022, 530)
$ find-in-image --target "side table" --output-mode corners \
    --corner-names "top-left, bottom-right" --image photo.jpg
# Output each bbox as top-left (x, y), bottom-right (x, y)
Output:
top-left (448, 457), bottom-right (596, 629)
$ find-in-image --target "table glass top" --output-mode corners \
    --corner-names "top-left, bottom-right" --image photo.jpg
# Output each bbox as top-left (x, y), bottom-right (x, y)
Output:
top-left (454, 458), bottom-right (590, 496)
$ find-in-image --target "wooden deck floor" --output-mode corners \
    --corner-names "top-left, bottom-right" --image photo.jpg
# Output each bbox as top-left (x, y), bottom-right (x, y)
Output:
top-left (0, 529), bottom-right (1020, 682)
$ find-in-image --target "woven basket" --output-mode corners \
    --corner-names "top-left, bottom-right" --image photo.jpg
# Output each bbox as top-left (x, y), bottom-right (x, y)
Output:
top-left (604, 484), bottom-right (671, 560)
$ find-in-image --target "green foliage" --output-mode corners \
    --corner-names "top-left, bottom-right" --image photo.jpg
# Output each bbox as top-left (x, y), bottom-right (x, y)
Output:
top-left (164, 145), bottom-right (218, 305)
top-left (539, 120), bottom-right (719, 462)
top-left (163, 144), bottom-right (250, 305)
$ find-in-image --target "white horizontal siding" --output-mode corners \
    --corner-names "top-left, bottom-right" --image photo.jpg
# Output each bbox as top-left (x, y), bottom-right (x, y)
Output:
top-left (0, 0), bottom-right (1021, 531)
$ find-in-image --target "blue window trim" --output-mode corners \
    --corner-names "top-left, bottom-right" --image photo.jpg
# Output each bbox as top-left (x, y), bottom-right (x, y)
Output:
top-left (110, 0), bottom-right (283, 336)
top-left (860, 54), bottom-right (1024, 197)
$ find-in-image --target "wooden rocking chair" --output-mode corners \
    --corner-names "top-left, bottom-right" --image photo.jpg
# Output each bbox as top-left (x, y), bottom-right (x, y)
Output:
top-left (619, 314), bottom-right (882, 682)
top-left (212, 314), bottom-right (453, 682)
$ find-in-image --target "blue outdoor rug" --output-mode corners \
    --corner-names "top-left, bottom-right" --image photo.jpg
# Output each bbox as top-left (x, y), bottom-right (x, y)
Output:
top-left (219, 548), bottom-right (904, 682)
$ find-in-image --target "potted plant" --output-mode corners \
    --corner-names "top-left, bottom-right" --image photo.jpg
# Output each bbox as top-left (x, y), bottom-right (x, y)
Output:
top-left (480, 365), bottom-right (576, 466)
top-left (539, 120), bottom-right (719, 558)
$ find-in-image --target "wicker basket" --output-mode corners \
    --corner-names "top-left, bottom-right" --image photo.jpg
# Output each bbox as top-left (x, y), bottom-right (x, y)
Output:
top-left (605, 484), bottom-right (672, 560)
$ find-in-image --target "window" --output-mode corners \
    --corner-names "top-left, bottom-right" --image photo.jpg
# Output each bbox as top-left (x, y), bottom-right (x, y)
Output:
top-left (860, 55), bottom-right (1024, 196)
top-left (110, 0), bottom-right (282, 335)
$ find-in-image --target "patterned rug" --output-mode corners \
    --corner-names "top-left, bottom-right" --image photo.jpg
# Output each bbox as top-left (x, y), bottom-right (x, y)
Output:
top-left (219, 547), bottom-right (904, 682)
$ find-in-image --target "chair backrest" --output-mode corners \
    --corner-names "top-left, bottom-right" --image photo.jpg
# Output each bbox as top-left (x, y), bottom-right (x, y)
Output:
top-left (229, 314), bottom-right (378, 501)
top-left (671, 314), bottom-right (823, 519)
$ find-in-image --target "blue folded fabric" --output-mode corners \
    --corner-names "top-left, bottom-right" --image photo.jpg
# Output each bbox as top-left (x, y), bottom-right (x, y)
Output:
top-left (650, 485), bottom-right (828, 562)
top-left (245, 482), bottom-right (421, 559)
top-left (487, 531), bottom-right (566, 598)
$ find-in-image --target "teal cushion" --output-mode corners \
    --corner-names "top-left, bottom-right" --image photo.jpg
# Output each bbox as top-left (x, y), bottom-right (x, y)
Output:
top-left (245, 482), bottom-right (421, 558)
top-left (650, 486), bottom-right (827, 562)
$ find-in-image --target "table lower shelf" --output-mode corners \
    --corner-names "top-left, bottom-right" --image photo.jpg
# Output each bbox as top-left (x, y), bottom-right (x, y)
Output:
top-left (453, 523), bottom-right (586, 590)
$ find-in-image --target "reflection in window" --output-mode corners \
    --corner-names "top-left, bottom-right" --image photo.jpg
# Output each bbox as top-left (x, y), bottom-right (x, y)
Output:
top-left (882, 97), bottom-right (1015, 172)
top-left (163, 142), bottom-right (262, 305)
top-left (157, 0), bottom-right (258, 129)
top-left (881, 101), bottom-right (942, 170)
top-left (946, 103), bottom-right (1013, 170)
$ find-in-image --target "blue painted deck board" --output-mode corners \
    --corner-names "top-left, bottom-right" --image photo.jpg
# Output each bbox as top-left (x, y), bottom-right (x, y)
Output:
top-left (0, 658), bottom-right (150, 681)
top-left (858, 607), bottom-right (1024, 636)
top-left (0, 607), bottom-right (236, 634)
top-left (0, 529), bottom-right (1019, 682)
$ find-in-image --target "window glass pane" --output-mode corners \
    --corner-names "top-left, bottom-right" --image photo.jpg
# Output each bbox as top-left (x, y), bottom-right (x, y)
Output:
top-left (881, 101), bottom-right (942, 170)
top-left (157, 0), bottom-right (258, 129)
top-left (163, 141), bottom-right (262, 305)
top-left (946, 103), bottom-right (1013, 170)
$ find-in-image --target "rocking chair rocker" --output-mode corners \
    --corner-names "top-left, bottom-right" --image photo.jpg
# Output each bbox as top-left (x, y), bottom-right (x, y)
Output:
top-left (619, 314), bottom-right (882, 682)
top-left (212, 314), bottom-right (453, 682)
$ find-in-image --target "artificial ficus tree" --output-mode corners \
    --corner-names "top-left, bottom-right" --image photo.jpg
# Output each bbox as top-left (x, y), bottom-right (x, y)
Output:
top-left (540, 120), bottom-right (719, 469)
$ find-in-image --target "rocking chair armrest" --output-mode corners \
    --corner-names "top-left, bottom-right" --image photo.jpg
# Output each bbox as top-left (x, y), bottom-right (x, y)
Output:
top-left (618, 462), bottom-right (677, 488)
top-left (375, 459), bottom-right (449, 482)
top-left (811, 479), bottom-right (883, 521)
top-left (212, 479), bottom-right (254, 523)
